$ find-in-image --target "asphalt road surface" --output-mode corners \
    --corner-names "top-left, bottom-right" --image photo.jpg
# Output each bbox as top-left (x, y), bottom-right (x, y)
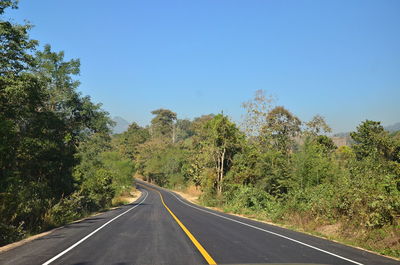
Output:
top-left (0, 180), bottom-right (399, 265)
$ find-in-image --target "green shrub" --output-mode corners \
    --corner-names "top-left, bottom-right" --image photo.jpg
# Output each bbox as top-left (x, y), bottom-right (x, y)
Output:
top-left (44, 192), bottom-right (88, 227)
top-left (0, 222), bottom-right (25, 246)
top-left (223, 185), bottom-right (283, 220)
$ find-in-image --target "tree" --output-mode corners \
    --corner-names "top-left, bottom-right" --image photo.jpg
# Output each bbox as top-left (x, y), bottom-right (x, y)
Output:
top-left (175, 119), bottom-right (194, 142)
top-left (73, 134), bottom-right (135, 210)
top-left (135, 137), bottom-right (167, 183)
top-left (305, 115), bottom-right (332, 136)
top-left (263, 106), bottom-right (301, 154)
top-left (0, 1), bottom-right (37, 76)
top-left (351, 120), bottom-right (389, 160)
top-left (316, 135), bottom-right (337, 153)
top-left (293, 137), bottom-right (337, 189)
top-left (116, 122), bottom-right (149, 160)
top-left (35, 45), bottom-right (113, 141)
top-left (226, 141), bottom-right (262, 186)
top-left (0, 1), bottom-right (116, 245)
top-left (0, 1), bottom-right (61, 242)
top-left (0, 0), bottom-right (40, 182)
top-left (199, 114), bottom-right (243, 195)
top-left (150, 108), bottom-right (177, 142)
top-left (241, 90), bottom-right (275, 137)
top-left (34, 44), bottom-right (80, 111)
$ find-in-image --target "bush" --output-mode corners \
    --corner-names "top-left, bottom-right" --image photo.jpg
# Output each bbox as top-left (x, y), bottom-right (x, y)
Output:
top-left (224, 184), bottom-right (283, 220)
top-left (0, 223), bottom-right (25, 246)
top-left (44, 192), bottom-right (88, 227)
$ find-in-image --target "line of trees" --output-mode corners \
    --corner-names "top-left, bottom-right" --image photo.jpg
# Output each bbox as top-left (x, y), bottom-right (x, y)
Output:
top-left (114, 91), bottom-right (400, 257)
top-left (0, 1), bottom-right (134, 245)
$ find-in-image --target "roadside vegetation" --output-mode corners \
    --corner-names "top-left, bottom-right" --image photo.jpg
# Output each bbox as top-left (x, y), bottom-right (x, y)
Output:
top-left (123, 91), bottom-right (400, 258)
top-left (0, 1), bottom-right (135, 246)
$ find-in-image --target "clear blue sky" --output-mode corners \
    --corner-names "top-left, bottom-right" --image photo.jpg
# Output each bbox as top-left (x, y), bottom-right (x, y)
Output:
top-left (6, 0), bottom-right (400, 133)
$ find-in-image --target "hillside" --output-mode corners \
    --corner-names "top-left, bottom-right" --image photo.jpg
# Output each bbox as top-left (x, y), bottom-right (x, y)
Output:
top-left (112, 116), bottom-right (130, 134)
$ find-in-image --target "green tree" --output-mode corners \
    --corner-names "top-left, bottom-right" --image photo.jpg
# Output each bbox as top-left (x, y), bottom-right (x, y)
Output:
top-left (175, 119), bottom-right (194, 142)
top-left (116, 122), bottom-right (150, 160)
top-left (293, 137), bottom-right (337, 189)
top-left (135, 138), bottom-right (168, 183)
top-left (150, 108), bottom-right (177, 142)
top-left (35, 44), bottom-right (112, 139)
top-left (0, 1), bottom-right (116, 245)
top-left (199, 114), bottom-right (243, 195)
top-left (351, 120), bottom-right (392, 160)
top-left (34, 44), bottom-right (80, 111)
top-left (305, 115), bottom-right (332, 136)
top-left (263, 106), bottom-right (301, 154)
top-left (0, 1), bottom-right (37, 76)
top-left (73, 133), bottom-right (133, 210)
top-left (226, 142), bottom-right (262, 186)
top-left (0, 1), bottom-right (61, 240)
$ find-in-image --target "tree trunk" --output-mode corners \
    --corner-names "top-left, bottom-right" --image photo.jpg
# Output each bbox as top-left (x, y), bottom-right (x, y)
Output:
top-left (217, 147), bottom-right (226, 195)
top-left (216, 153), bottom-right (220, 193)
top-left (172, 123), bottom-right (176, 144)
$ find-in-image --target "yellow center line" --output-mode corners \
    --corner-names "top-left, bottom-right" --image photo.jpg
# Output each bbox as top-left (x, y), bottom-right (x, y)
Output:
top-left (138, 183), bottom-right (217, 265)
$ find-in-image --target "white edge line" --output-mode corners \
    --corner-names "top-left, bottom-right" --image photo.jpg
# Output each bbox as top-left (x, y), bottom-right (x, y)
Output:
top-left (168, 190), bottom-right (364, 265)
top-left (42, 189), bottom-right (148, 265)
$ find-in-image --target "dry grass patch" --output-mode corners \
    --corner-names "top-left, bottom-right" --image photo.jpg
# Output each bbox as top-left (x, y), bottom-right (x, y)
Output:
top-left (173, 185), bottom-right (202, 204)
top-left (316, 223), bottom-right (341, 237)
top-left (112, 187), bottom-right (142, 206)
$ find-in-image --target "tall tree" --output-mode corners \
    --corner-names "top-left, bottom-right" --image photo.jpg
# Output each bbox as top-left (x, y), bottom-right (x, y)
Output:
top-left (263, 106), bottom-right (301, 154)
top-left (175, 119), bottom-right (194, 142)
top-left (351, 120), bottom-right (389, 160)
top-left (117, 122), bottom-right (149, 160)
top-left (0, 1), bottom-right (56, 241)
top-left (241, 90), bottom-right (275, 137)
top-left (0, 1), bottom-right (115, 244)
top-left (200, 114), bottom-right (243, 194)
top-left (150, 108), bottom-right (177, 142)
top-left (305, 115), bottom-right (332, 136)
top-left (34, 44), bottom-right (80, 112)
top-left (0, 1), bottom-right (37, 76)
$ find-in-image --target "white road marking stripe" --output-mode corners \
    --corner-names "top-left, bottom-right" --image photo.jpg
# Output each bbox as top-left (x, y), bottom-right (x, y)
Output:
top-left (168, 191), bottom-right (364, 265)
top-left (42, 190), bottom-right (148, 265)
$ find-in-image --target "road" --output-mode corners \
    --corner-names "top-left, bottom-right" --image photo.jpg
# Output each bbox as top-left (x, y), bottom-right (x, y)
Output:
top-left (0, 180), bottom-right (399, 265)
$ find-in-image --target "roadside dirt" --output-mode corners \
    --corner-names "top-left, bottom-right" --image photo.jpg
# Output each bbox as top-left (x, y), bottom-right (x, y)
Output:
top-left (172, 185), bottom-right (201, 204)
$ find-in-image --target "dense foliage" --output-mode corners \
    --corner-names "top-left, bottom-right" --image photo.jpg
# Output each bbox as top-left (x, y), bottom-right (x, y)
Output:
top-left (0, 1), bottom-right (134, 245)
top-left (129, 91), bottom-right (400, 257)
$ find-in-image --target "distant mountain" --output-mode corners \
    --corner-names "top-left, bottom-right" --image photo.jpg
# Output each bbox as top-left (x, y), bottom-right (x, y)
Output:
top-left (112, 116), bottom-right (130, 134)
top-left (385, 122), bottom-right (400, 133)
top-left (333, 122), bottom-right (400, 137)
